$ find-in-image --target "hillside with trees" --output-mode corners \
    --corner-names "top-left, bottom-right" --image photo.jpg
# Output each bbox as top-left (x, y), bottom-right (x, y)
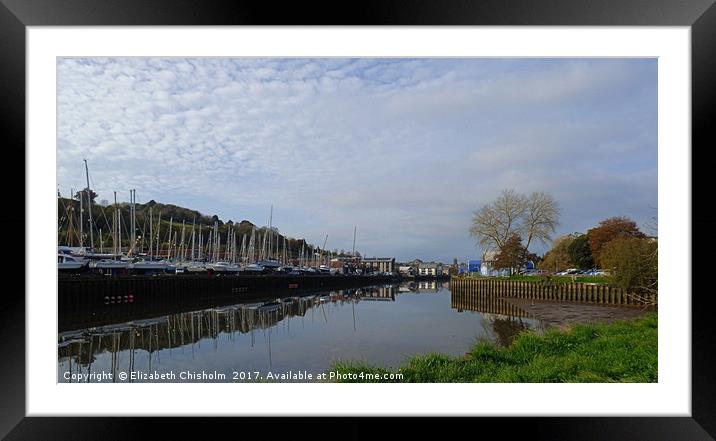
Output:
top-left (57, 190), bottom-right (324, 259)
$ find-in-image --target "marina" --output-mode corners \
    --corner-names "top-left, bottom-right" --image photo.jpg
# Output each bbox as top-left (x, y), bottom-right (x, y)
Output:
top-left (51, 58), bottom-right (659, 389)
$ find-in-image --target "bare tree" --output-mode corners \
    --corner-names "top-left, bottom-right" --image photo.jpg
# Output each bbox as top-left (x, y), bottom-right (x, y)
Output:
top-left (470, 189), bottom-right (527, 251)
top-left (470, 189), bottom-right (559, 254)
top-left (521, 191), bottom-right (560, 250)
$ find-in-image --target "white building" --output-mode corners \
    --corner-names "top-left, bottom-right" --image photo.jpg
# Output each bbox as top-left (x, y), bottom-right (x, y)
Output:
top-left (418, 262), bottom-right (439, 276)
top-left (480, 250), bottom-right (512, 276)
top-left (398, 265), bottom-right (413, 275)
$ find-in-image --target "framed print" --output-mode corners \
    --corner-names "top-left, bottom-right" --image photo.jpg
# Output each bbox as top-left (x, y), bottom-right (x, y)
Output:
top-left (4, 0), bottom-right (715, 438)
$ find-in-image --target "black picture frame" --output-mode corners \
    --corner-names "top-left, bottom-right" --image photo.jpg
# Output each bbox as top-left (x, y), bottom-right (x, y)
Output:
top-left (3, 0), bottom-right (714, 438)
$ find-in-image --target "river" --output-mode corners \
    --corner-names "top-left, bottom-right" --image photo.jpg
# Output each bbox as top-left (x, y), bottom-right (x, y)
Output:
top-left (57, 280), bottom-right (648, 382)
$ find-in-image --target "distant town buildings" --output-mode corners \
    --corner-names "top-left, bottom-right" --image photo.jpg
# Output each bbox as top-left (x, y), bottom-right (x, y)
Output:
top-left (361, 257), bottom-right (396, 273)
top-left (398, 265), bottom-right (414, 276)
top-left (418, 262), bottom-right (440, 276)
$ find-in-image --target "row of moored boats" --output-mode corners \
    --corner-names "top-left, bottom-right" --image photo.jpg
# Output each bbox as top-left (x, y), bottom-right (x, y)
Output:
top-left (58, 246), bottom-right (335, 275)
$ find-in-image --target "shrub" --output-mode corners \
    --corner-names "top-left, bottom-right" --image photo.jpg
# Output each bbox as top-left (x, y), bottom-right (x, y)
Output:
top-left (600, 236), bottom-right (657, 294)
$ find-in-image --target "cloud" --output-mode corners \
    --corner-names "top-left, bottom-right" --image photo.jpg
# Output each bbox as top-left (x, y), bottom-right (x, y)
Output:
top-left (57, 58), bottom-right (657, 261)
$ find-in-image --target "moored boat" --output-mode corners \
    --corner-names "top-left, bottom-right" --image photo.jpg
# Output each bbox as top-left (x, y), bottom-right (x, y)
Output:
top-left (130, 259), bottom-right (169, 272)
top-left (58, 253), bottom-right (88, 271)
top-left (90, 259), bottom-right (130, 270)
top-left (241, 263), bottom-right (265, 273)
top-left (185, 261), bottom-right (208, 273)
top-left (208, 261), bottom-right (241, 273)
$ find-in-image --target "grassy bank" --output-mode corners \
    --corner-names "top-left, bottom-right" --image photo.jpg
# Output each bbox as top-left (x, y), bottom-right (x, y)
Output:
top-left (330, 314), bottom-right (657, 383)
top-left (455, 274), bottom-right (610, 284)
top-left (509, 274), bottom-right (609, 284)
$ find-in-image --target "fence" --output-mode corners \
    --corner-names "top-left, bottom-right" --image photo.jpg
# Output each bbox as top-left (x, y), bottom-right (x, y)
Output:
top-left (450, 276), bottom-right (656, 306)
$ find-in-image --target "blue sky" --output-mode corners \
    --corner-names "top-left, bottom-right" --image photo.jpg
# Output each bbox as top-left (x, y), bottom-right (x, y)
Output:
top-left (57, 58), bottom-right (657, 262)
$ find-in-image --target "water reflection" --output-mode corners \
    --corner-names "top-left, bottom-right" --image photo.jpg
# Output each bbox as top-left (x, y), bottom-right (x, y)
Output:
top-left (450, 285), bottom-right (540, 347)
top-left (58, 282), bottom-right (540, 382)
top-left (489, 316), bottom-right (532, 347)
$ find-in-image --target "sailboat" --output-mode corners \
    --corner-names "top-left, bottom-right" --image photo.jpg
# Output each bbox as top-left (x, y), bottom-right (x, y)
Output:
top-left (241, 263), bottom-right (265, 273)
top-left (58, 253), bottom-right (88, 271)
top-left (239, 227), bottom-right (264, 273)
top-left (91, 192), bottom-right (130, 272)
top-left (208, 261), bottom-right (241, 273)
top-left (255, 206), bottom-right (280, 270)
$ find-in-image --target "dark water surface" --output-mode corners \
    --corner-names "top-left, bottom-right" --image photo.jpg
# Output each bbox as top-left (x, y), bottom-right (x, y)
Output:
top-left (57, 281), bottom-right (646, 383)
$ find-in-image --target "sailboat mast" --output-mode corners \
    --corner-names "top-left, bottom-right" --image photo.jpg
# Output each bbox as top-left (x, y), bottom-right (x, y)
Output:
top-left (79, 191), bottom-right (84, 248)
top-left (113, 191), bottom-right (117, 255)
top-left (180, 221), bottom-right (186, 262)
top-left (191, 219), bottom-right (195, 261)
top-left (283, 237), bottom-right (287, 265)
top-left (156, 211), bottom-right (162, 259)
top-left (84, 159), bottom-right (94, 250)
top-left (167, 217), bottom-right (174, 260)
top-left (268, 205), bottom-right (273, 260)
top-left (214, 224), bottom-right (218, 262)
top-left (149, 206), bottom-right (153, 258)
top-left (197, 224), bottom-right (204, 260)
top-left (352, 226), bottom-right (357, 257)
top-left (118, 205), bottom-right (122, 255)
top-left (322, 234), bottom-right (328, 267)
top-left (130, 189), bottom-right (136, 254)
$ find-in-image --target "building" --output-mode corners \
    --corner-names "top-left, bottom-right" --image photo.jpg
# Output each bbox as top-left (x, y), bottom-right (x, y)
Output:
top-left (417, 281), bottom-right (439, 292)
top-left (418, 262), bottom-right (439, 276)
top-left (330, 256), bottom-right (362, 274)
top-left (480, 250), bottom-right (533, 276)
top-left (398, 265), bottom-right (414, 276)
top-left (480, 250), bottom-right (508, 276)
top-left (468, 260), bottom-right (481, 273)
top-left (362, 257), bottom-right (395, 273)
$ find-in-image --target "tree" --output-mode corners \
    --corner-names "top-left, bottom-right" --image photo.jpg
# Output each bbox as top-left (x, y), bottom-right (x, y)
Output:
top-left (539, 234), bottom-right (576, 272)
top-left (470, 189), bottom-right (559, 254)
top-left (567, 234), bottom-right (594, 269)
top-left (587, 216), bottom-right (645, 265)
top-left (492, 234), bottom-right (536, 274)
top-left (74, 187), bottom-right (98, 202)
top-left (600, 236), bottom-right (657, 296)
top-left (522, 191), bottom-right (560, 250)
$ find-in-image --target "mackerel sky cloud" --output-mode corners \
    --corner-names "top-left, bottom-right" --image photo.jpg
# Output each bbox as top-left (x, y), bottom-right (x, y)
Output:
top-left (57, 58), bottom-right (657, 262)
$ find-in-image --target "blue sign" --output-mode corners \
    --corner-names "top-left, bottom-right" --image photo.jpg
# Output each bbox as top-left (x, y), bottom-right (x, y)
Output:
top-left (468, 260), bottom-right (481, 272)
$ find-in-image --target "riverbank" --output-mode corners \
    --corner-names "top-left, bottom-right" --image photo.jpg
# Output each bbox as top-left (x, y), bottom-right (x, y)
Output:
top-left (329, 313), bottom-right (657, 382)
top-left (457, 274), bottom-right (610, 284)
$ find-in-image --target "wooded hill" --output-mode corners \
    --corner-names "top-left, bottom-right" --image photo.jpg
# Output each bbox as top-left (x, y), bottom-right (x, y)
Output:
top-left (57, 196), bottom-right (323, 258)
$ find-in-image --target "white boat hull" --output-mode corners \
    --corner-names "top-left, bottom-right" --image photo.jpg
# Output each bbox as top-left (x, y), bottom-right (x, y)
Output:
top-left (58, 262), bottom-right (87, 270)
top-left (208, 262), bottom-right (240, 273)
top-left (186, 265), bottom-right (208, 273)
top-left (241, 264), bottom-right (264, 272)
top-left (130, 261), bottom-right (168, 271)
top-left (91, 260), bottom-right (130, 269)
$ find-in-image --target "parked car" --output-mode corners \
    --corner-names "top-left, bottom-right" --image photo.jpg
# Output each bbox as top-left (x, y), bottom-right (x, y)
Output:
top-left (588, 268), bottom-right (607, 276)
top-left (556, 268), bottom-right (580, 276)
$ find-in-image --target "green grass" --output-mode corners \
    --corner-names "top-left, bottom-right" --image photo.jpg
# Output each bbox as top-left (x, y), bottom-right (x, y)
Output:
top-left (512, 275), bottom-right (610, 284)
top-left (328, 313), bottom-right (657, 383)
top-left (459, 274), bottom-right (610, 285)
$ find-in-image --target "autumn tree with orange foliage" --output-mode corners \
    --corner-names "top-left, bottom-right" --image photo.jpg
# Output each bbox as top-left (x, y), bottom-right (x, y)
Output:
top-left (587, 217), bottom-right (645, 266)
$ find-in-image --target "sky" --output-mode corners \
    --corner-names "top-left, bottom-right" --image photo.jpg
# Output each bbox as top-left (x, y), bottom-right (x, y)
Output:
top-left (57, 58), bottom-right (657, 262)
